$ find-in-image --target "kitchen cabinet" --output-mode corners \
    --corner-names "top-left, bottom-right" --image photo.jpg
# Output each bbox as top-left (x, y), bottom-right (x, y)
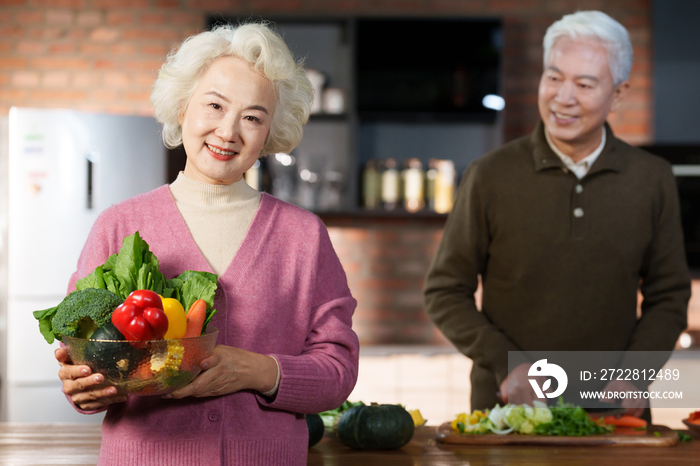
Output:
top-left (206, 15), bottom-right (504, 214)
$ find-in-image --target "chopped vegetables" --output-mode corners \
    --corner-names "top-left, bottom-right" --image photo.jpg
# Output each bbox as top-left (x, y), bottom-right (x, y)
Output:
top-left (602, 415), bottom-right (647, 428)
top-left (504, 402), bottom-right (553, 434)
top-left (451, 399), bottom-right (614, 436)
top-left (452, 410), bottom-right (488, 433)
top-left (451, 401), bottom-right (552, 435)
top-left (533, 400), bottom-right (613, 436)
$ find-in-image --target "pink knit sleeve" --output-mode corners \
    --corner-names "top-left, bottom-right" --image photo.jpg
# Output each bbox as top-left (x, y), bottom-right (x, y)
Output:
top-left (67, 206), bottom-right (123, 293)
top-left (257, 221), bottom-right (360, 414)
top-left (63, 207), bottom-right (123, 415)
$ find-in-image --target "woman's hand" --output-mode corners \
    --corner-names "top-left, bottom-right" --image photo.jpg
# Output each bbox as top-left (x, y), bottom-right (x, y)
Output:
top-left (55, 347), bottom-right (127, 410)
top-left (165, 345), bottom-right (278, 399)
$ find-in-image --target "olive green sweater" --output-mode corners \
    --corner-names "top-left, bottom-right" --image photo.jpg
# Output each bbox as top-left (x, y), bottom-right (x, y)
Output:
top-left (424, 121), bottom-right (690, 410)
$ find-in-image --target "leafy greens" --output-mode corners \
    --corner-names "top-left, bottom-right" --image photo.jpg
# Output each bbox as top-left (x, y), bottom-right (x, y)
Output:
top-left (319, 400), bottom-right (366, 430)
top-left (35, 231), bottom-right (218, 344)
top-left (532, 399), bottom-right (613, 436)
top-left (453, 399), bottom-right (614, 436)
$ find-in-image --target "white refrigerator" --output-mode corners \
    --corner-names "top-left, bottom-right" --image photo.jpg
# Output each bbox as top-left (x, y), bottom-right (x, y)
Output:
top-left (0, 108), bottom-right (167, 422)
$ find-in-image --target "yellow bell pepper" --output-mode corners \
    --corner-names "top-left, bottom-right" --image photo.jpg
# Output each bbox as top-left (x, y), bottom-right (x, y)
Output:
top-left (161, 297), bottom-right (187, 339)
top-left (409, 409), bottom-right (425, 427)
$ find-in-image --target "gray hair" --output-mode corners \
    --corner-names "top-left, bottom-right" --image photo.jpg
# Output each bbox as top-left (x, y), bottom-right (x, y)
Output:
top-left (151, 22), bottom-right (313, 155)
top-left (543, 11), bottom-right (633, 85)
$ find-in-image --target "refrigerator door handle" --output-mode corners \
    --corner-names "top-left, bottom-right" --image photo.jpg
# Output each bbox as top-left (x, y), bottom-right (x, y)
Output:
top-left (85, 150), bottom-right (99, 210)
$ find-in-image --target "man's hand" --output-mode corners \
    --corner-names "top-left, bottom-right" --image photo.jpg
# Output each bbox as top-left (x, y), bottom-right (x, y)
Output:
top-left (498, 362), bottom-right (548, 406)
top-left (601, 379), bottom-right (646, 417)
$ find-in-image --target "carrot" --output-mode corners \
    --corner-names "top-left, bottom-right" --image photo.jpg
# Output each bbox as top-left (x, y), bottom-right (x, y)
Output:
top-left (603, 415), bottom-right (647, 428)
top-left (183, 299), bottom-right (207, 338)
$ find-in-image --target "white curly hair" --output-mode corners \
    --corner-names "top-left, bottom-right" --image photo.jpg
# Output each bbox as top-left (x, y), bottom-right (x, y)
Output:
top-left (543, 11), bottom-right (633, 85)
top-left (151, 22), bottom-right (313, 155)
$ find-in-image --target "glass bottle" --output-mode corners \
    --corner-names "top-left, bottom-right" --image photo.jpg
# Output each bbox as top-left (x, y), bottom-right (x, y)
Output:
top-left (434, 159), bottom-right (456, 214)
top-left (425, 159), bottom-right (438, 211)
top-left (403, 158), bottom-right (424, 212)
top-left (380, 158), bottom-right (400, 211)
top-left (362, 158), bottom-right (380, 210)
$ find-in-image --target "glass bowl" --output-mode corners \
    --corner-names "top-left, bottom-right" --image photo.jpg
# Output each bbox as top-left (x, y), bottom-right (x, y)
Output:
top-left (63, 327), bottom-right (218, 396)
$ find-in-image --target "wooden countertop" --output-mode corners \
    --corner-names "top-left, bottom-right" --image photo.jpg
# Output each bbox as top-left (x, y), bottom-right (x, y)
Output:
top-left (309, 425), bottom-right (700, 466)
top-left (1, 423), bottom-right (698, 465)
top-left (0, 423), bottom-right (102, 465)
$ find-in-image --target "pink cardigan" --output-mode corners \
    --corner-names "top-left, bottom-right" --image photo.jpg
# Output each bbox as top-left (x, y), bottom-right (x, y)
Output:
top-left (68, 186), bottom-right (359, 465)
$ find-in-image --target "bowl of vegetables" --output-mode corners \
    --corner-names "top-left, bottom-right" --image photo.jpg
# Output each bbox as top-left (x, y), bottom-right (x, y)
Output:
top-left (33, 231), bottom-right (220, 396)
top-left (63, 326), bottom-right (218, 396)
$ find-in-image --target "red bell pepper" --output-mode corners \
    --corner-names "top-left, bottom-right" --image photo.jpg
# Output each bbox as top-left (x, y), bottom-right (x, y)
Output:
top-left (111, 290), bottom-right (169, 341)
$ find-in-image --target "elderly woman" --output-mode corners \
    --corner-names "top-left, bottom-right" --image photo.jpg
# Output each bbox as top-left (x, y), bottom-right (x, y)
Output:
top-left (54, 22), bottom-right (359, 465)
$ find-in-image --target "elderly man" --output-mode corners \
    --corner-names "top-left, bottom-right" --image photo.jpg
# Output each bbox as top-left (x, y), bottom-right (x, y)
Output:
top-left (424, 11), bottom-right (690, 419)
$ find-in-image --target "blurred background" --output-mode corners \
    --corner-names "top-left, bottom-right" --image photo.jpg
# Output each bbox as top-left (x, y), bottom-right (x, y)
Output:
top-left (0, 0), bottom-right (699, 427)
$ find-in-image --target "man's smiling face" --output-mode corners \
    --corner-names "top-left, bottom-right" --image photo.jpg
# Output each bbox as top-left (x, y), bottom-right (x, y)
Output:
top-left (538, 36), bottom-right (627, 161)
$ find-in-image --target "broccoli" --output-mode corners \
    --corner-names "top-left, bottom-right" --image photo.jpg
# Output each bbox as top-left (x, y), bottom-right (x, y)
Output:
top-left (33, 288), bottom-right (123, 344)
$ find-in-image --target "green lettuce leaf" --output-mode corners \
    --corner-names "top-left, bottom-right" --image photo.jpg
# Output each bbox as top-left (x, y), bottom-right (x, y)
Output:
top-left (102, 253), bottom-right (118, 272)
top-left (112, 232), bottom-right (145, 298)
top-left (179, 271), bottom-right (217, 312)
top-left (169, 271), bottom-right (219, 334)
top-left (32, 306), bottom-right (59, 344)
top-left (75, 265), bottom-right (106, 291)
top-left (103, 271), bottom-right (120, 296)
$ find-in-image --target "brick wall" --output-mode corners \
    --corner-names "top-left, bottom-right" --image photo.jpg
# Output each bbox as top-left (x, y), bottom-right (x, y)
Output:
top-left (1, 0), bottom-right (656, 345)
top-left (326, 218), bottom-right (450, 346)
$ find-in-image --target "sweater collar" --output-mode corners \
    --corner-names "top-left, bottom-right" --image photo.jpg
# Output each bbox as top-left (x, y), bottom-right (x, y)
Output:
top-left (169, 171), bottom-right (260, 207)
top-left (531, 121), bottom-right (626, 176)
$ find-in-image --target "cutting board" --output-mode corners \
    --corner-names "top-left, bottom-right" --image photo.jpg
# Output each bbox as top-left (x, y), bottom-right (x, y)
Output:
top-left (436, 422), bottom-right (679, 447)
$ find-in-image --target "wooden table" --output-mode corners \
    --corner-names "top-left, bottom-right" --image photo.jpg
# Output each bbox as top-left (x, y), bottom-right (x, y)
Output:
top-left (0, 423), bottom-right (102, 465)
top-left (307, 425), bottom-right (700, 466)
top-left (1, 423), bottom-right (698, 465)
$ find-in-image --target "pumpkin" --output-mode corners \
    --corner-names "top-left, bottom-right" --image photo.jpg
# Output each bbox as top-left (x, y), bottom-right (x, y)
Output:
top-left (306, 413), bottom-right (325, 447)
top-left (84, 321), bottom-right (144, 379)
top-left (337, 403), bottom-right (415, 450)
top-left (89, 321), bottom-right (125, 341)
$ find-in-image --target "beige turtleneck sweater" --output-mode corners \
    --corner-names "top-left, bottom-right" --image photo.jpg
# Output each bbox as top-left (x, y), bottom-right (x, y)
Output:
top-left (168, 172), bottom-right (260, 276)
top-left (169, 172), bottom-right (280, 397)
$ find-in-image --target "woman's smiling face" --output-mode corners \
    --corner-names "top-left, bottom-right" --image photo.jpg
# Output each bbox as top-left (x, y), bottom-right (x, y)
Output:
top-left (179, 56), bottom-right (277, 185)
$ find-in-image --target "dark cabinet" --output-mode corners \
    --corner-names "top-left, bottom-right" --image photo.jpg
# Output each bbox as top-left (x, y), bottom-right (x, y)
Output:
top-left (205, 15), bottom-right (505, 214)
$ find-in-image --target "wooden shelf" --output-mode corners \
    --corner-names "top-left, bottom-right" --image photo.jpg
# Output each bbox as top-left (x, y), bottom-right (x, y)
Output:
top-left (317, 209), bottom-right (448, 226)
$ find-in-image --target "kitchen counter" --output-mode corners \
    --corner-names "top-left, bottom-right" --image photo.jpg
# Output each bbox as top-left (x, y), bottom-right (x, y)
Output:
top-left (0, 423), bottom-right (101, 465)
top-left (1, 423), bottom-right (698, 465)
top-left (310, 426), bottom-right (700, 465)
